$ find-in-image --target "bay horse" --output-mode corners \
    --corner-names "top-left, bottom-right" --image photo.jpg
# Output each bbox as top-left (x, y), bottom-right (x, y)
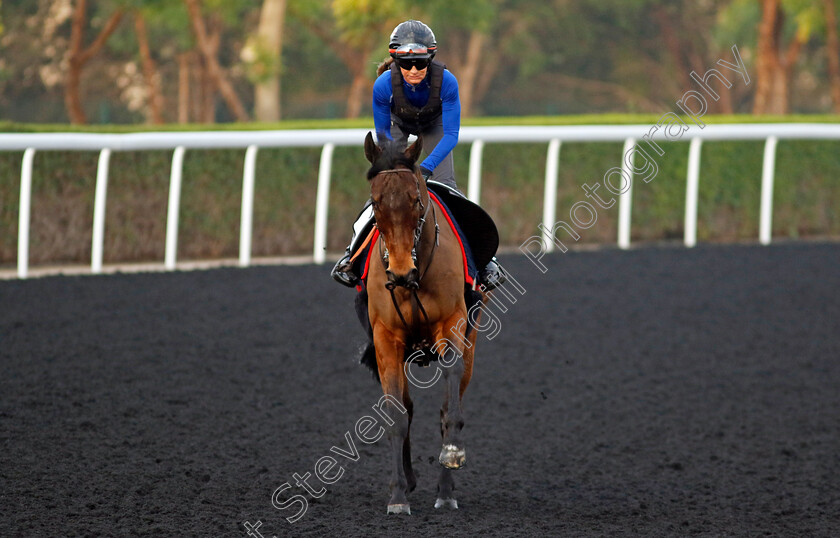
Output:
top-left (362, 132), bottom-right (481, 515)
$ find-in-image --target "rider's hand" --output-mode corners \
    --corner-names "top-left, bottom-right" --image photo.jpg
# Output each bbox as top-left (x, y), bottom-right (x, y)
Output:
top-left (419, 166), bottom-right (432, 182)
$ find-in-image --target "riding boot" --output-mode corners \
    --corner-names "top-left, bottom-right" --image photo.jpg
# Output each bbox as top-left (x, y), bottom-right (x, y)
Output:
top-left (331, 202), bottom-right (375, 287)
top-left (479, 257), bottom-right (506, 291)
top-left (331, 246), bottom-right (360, 287)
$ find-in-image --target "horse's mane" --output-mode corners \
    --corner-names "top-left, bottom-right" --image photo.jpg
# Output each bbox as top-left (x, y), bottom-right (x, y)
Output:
top-left (366, 139), bottom-right (417, 180)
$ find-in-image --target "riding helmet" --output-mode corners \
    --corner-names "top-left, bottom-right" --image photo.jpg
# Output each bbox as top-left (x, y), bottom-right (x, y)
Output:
top-left (389, 20), bottom-right (436, 61)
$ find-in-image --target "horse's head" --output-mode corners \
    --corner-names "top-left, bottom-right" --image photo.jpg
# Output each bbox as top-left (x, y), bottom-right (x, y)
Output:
top-left (364, 132), bottom-right (428, 290)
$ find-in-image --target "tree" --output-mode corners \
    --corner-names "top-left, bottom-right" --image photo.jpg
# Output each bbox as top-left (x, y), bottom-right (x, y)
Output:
top-left (244, 0), bottom-right (288, 122)
top-left (332, 0), bottom-right (408, 118)
top-left (423, 0), bottom-right (497, 117)
top-left (752, 0), bottom-right (820, 114)
top-left (133, 10), bottom-right (164, 123)
top-left (290, 0), bottom-right (406, 118)
top-left (65, 0), bottom-right (126, 124)
top-left (650, 0), bottom-right (737, 113)
top-left (183, 0), bottom-right (250, 121)
top-left (824, 0), bottom-right (840, 112)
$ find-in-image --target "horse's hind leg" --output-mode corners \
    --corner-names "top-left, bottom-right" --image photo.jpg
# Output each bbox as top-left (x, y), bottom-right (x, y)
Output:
top-left (437, 310), bottom-right (476, 470)
top-left (435, 311), bottom-right (477, 509)
top-left (374, 326), bottom-right (412, 515)
top-left (436, 402), bottom-right (458, 509)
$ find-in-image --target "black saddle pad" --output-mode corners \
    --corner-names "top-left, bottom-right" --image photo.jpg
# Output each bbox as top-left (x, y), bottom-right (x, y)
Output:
top-left (426, 182), bottom-right (500, 270)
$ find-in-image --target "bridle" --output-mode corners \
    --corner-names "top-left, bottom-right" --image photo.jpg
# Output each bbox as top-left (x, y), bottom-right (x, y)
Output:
top-left (372, 168), bottom-right (440, 349)
top-left (373, 168), bottom-right (440, 285)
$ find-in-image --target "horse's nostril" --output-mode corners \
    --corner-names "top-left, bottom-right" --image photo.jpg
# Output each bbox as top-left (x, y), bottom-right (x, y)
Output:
top-left (385, 270), bottom-right (398, 290)
top-left (384, 268), bottom-right (419, 289)
top-left (406, 268), bottom-right (420, 288)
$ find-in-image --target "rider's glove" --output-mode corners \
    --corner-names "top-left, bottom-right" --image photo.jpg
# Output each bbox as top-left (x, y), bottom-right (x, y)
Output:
top-left (419, 166), bottom-right (432, 182)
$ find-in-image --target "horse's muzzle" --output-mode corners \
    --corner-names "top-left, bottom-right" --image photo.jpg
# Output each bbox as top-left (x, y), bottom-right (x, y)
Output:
top-left (385, 268), bottom-right (420, 290)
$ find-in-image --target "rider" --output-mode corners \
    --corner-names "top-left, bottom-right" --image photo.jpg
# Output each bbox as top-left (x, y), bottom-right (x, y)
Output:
top-left (331, 19), bottom-right (505, 290)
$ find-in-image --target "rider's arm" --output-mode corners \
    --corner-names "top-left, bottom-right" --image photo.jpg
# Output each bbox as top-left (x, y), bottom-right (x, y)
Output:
top-left (419, 70), bottom-right (460, 174)
top-left (372, 72), bottom-right (393, 142)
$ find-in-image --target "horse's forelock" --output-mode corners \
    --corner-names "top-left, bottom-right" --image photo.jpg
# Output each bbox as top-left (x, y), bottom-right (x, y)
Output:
top-left (366, 140), bottom-right (417, 180)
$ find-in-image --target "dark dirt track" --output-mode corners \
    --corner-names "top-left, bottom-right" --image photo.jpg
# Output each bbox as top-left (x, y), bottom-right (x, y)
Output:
top-left (2, 242), bottom-right (839, 537)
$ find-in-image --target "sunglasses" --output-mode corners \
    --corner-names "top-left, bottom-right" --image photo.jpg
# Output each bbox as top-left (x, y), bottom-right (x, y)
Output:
top-left (394, 57), bottom-right (431, 71)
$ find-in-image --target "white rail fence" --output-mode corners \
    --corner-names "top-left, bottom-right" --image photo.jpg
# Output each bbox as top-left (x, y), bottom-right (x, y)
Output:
top-left (3, 124), bottom-right (839, 279)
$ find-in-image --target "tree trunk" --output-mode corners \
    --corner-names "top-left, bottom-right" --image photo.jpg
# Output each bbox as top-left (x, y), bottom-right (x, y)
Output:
top-left (134, 12), bottom-right (164, 124)
top-left (254, 0), bottom-right (287, 122)
top-left (345, 56), bottom-right (369, 119)
top-left (754, 0), bottom-right (780, 114)
top-left (457, 31), bottom-right (486, 117)
top-left (654, 5), bottom-right (693, 92)
top-left (65, 0), bottom-right (124, 124)
top-left (202, 31), bottom-right (220, 123)
top-left (178, 53), bottom-right (190, 123)
top-left (472, 38), bottom-right (503, 112)
top-left (200, 54), bottom-right (215, 123)
top-left (753, 0), bottom-right (804, 115)
top-left (824, 0), bottom-right (840, 113)
top-left (717, 76), bottom-right (735, 114)
top-left (183, 0), bottom-right (250, 122)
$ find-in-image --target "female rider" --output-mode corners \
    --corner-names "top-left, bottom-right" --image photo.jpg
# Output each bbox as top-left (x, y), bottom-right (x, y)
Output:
top-left (331, 20), bottom-right (504, 290)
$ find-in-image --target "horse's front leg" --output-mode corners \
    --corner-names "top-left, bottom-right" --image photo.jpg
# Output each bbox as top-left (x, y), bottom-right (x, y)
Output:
top-left (373, 324), bottom-right (412, 515)
top-left (402, 389), bottom-right (416, 494)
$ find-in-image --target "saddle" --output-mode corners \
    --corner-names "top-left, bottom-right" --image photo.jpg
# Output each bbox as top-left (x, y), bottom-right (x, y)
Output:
top-left (425, 181), bottom-right (499, 271)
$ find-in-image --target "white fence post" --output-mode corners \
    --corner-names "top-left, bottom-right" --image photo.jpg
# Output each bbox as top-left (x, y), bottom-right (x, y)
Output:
top-left (617, 138), bottom-right (636, 249)
top-left (313, 143), bottom-right (335, 264)
top-left (760, 136), bottom-right (779, 245)
top-left (239, 145), bottom-right (259, 267)
top-left (165, 146), bottom-right (186, 270)
top-left (91, 148), bottom-right (112, 274)
top-left (18, 148), bottom-right (36, 279)
top-left (684, 137), bottom-right (703, 248)
top-left (541, 139), bottom-right (562, 252)
top-left (468, 140), bottom-right (484, 204)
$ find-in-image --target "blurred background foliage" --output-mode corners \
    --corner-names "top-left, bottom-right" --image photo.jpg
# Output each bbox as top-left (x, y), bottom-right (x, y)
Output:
top-left (1, 0), bottom-right (840, 123)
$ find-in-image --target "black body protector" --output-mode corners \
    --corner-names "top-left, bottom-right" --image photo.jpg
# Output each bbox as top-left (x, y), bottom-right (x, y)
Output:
top-left (390, 60), bottom-right (446, 135)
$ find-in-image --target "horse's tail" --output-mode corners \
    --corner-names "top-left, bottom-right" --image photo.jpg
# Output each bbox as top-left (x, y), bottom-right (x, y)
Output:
top-left (376, 57), bottom-right (394, 77)
top-left (359, 341), bottom-right (379, 383)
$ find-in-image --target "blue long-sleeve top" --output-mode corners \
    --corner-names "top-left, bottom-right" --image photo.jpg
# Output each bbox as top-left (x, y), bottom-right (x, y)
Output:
top-left (372, 68), bottom-right (461, 174)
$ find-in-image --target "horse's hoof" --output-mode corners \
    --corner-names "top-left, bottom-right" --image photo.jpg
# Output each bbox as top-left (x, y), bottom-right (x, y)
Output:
top-left (434, 497), bottom-right (459, 510)
top-left (387, 503), bottom-right (411, 515)
top-left (439, 444), bottom-right (466, 469)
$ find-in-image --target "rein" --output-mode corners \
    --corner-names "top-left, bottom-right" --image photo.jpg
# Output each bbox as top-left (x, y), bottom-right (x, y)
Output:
top-left (374, 168), bottom-right (440, 350)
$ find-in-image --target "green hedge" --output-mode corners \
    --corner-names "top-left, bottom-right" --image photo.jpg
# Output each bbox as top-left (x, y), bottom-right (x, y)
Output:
top-left (1, 115), bottom-right (839, 266)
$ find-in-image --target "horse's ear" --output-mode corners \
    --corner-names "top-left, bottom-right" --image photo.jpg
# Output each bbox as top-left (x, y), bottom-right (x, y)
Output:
top-left (405, 136), bottom-right (423, 164)
top-left (364, 132), bottom-right (380, 164)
